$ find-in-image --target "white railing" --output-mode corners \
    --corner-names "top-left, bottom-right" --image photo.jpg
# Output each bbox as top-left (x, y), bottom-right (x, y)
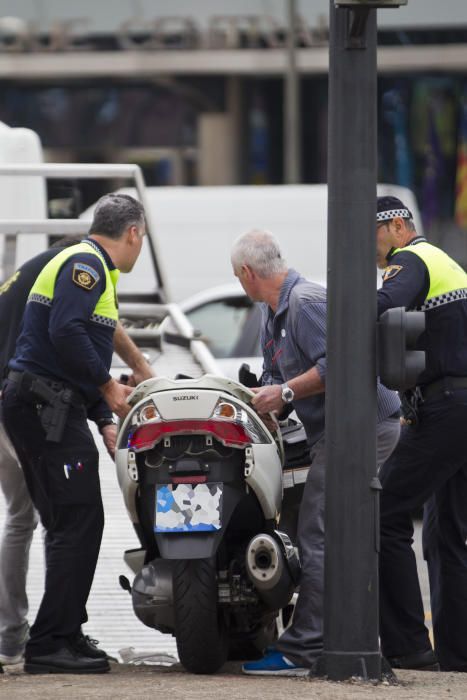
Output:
top-left (0, 163), bottom-right (221, 377)
top-left (0, 162), bottom-right (169, 298)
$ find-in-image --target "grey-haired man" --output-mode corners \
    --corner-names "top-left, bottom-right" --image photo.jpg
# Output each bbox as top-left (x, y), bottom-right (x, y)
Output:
top-left (231, 229), bottom-right (401, 675)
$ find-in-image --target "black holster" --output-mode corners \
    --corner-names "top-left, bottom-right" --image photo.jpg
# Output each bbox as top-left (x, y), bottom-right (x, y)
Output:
top-left (400, 386), bottom-right (424, 427)
top-left (13, 371), bottom-right (75, 443)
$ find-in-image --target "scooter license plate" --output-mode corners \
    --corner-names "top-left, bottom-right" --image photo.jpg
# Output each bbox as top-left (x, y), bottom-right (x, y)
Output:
top-left (154, 482), bottom-right (223, 533)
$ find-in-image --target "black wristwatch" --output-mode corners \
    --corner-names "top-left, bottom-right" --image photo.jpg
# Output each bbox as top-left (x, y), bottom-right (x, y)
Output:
top-left (281, 382), bottom-right (295, 404)
top-left (96, 417), bottom-right (117, 434)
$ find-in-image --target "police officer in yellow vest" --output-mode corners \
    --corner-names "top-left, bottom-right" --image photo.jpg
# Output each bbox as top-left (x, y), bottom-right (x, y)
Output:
top-left (376, 196), bottom-right (467, 673)
top-left (2, 193), bottom-right (146, 674)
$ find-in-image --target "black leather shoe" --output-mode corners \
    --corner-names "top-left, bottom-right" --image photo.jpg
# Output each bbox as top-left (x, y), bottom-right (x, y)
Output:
top-left (24, 645), bottom-right (110, 674)
top-left (69, 630), bottom-right (108, 659)
top-left (387, 649), bottom-right (440, 671)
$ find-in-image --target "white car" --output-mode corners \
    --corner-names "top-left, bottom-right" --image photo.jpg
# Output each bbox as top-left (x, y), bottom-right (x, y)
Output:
top-left (178, 283), bottom-right (263, 381)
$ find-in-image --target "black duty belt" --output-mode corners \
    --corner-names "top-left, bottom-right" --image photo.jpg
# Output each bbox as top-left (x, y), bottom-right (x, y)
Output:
top-left (420, 376), bottom-right (467, 402)
top-left (8, 370), bottom-right (68, 393)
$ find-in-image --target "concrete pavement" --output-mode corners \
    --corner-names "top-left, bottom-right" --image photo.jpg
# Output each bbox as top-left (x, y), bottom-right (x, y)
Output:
top-left (1, 661), bottom-right (467, 700)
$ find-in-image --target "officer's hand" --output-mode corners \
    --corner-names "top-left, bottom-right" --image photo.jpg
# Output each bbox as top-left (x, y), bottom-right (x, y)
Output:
top-left (119, 370), bottom-right (155, 388)
top-left (251, 385), bottom-right (284, 414)
top-left (99, 378), bottom-right (133, 419)
top-left (101, 424), bottom-right (117, 461)
top-left (123, 372), bottom-right (153, 388)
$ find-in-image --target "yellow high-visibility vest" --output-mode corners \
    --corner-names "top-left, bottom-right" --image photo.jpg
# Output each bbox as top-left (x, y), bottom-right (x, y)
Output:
top-left (393, 241), bottom-right (467, 311)
top-left (28, 241), bottom-right (119, 327)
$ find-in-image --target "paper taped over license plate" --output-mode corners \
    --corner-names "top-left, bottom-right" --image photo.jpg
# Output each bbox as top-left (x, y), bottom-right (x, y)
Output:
top-left (155, 482), bottom-right (223, 533)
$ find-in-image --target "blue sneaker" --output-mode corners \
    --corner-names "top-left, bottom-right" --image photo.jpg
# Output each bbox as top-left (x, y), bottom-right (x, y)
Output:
top-left (242, 650), bottom-right (309, 676)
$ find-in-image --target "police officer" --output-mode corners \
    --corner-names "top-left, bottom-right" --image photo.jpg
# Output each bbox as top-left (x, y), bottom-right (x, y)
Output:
top-left (2, 193), bottom-right (146, 674)
top-left (376, 196), bottom-right (467, 672)
top-left (0, 237), bottom-right (154, 667)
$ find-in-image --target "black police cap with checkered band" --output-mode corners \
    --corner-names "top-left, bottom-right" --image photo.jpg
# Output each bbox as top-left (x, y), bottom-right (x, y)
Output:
top-left (377, 196), bottom-right (413, 223)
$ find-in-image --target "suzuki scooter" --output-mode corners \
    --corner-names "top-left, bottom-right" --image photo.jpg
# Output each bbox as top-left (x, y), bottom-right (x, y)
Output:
top-left (116, 374), bottom-right (305, 674)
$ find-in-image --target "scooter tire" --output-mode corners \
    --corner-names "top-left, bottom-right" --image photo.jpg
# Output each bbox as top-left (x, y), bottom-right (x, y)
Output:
top-left (173, 558), bottom-right (228, 674)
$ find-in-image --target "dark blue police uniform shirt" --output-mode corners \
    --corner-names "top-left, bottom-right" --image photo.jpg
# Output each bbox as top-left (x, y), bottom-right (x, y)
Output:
top-left (0, 247), bottom-right (59, 376)
top-left (377, 237), bottom-right (467, 385)
top-left (10, 239), bottom-right (117, 409)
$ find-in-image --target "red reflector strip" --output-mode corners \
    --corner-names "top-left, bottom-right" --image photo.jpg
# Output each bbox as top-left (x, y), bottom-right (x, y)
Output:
top-left (128, 419), bottom-right (251, 451)
top-left (170, 475), bottom-right (207, 484)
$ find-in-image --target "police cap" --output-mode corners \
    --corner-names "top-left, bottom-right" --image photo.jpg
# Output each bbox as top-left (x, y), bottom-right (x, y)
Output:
top-left (377, 196), bottom-right (413, 223)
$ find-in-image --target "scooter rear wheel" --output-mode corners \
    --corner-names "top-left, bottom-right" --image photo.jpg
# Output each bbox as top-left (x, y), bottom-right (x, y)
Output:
top-left (173, 558), bottom-right (228, 674)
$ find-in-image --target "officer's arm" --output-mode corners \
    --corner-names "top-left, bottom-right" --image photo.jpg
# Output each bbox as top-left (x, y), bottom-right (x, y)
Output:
top-left (48, 254), bottom-right (113, 387)
top-left (113, 321), bottom-right (154, 385)
top-left (87, 397), bottom-right (113, 425)
top-left (377, 251), bottom-right (429, 318)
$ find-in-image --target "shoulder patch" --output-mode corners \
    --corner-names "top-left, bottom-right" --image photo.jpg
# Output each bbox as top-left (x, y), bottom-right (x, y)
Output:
top-left (0, 270), bottom-right (20, 295)
top-left (72, 262), bottom-right (100, 291)
top-left (383, 265), bottom-right (403, 282)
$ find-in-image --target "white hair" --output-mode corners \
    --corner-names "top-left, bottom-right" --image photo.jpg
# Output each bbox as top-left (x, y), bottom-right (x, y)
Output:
top-left (231, 229), bottom-right (287, 278)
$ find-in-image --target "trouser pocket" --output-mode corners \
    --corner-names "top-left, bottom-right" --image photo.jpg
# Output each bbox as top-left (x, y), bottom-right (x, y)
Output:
top-left (42, 444), bottom-right (101, 506)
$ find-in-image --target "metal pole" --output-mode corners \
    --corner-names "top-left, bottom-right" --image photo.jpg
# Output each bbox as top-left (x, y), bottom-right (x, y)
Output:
top-left (314, 1), bottom-right (379, 681)
top-left (284, 0), bottom-right (301, 183)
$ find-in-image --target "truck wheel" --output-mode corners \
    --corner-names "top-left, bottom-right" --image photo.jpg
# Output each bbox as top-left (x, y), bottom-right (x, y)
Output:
top-left (173, 558), bottom-right (228, 674)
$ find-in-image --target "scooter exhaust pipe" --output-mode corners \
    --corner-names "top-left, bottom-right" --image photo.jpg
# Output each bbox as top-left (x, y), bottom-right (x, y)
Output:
top-left (245, 531), bottom-right (300, 610)
top-left (246, 534), bottom-right (282, 589)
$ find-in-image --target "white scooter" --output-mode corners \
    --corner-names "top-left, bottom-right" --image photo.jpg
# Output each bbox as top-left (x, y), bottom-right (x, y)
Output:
top-left (116, 374), bottom-right (306, 674)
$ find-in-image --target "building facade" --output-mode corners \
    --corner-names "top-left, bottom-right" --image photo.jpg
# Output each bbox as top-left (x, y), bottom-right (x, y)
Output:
top-left (0, 0), bottom-right (466, 259)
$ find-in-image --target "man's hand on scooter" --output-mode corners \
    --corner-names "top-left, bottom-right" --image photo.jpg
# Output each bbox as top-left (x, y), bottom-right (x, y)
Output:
top-left (251, 384), bottom-right (284, 414)
top-left (259, 412), bottom-right (279, 433)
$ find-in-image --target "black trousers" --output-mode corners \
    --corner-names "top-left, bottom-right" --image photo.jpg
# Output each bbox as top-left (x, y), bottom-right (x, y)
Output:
top-left (379, 388), bottom-right (467, 671)
top-left (2, 380), bottom-right (104, 657)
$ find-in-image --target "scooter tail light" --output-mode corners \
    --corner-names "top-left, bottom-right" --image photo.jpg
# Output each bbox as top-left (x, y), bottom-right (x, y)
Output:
top-left (131, 398), bottom-right (161, 426)
top-left (128, 419), bottom-right (253, 451)
top-left (210, 398), bottom-right (269, 444)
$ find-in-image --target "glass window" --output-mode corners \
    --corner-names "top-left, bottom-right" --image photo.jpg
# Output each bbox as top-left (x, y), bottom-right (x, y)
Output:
top-left (185, 297), bottom-right (260, 359)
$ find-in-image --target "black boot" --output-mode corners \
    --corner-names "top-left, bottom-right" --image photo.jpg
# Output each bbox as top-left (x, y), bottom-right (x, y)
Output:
top-left (69, 630), bottom-right (108, 659)
top-left (387, 649), bottom-right (440, 671)
top-left (24, 645), bottom-right (110, 674)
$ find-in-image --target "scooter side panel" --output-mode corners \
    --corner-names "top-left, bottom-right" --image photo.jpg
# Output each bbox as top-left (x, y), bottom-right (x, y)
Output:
top-left (246, 444), bottom-right (283, 520)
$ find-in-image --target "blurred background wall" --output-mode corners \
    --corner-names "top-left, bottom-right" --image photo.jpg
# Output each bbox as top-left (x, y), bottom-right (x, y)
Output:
top-left (0, 0), bottom-right (466, 261)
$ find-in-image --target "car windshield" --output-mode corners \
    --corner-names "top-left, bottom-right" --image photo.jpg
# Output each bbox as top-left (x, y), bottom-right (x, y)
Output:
top-left (185, 297), bottom-right (262, 359)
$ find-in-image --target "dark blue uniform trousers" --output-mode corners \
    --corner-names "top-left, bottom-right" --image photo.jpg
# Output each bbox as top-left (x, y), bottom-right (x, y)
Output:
top-left (379, 389), bottom-right (467, 671)
top-left (2, 380), bottom-right (104, 658)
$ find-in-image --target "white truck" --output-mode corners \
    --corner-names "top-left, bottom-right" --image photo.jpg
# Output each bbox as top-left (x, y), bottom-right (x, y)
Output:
top-left (98, 182), bottom-right (423, 302)
top-left (82, 182), bottom-right (423, 379)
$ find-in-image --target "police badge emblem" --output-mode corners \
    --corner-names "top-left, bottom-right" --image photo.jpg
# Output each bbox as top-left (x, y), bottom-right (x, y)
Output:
top-left (383, 265), bottom-right (403, 281)
top-left (72, 262), bottom-right (100, 290)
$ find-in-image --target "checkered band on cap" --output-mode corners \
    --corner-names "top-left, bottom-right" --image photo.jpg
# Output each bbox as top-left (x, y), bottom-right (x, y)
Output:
top-left (376, 208), bottom-right (412, 223)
